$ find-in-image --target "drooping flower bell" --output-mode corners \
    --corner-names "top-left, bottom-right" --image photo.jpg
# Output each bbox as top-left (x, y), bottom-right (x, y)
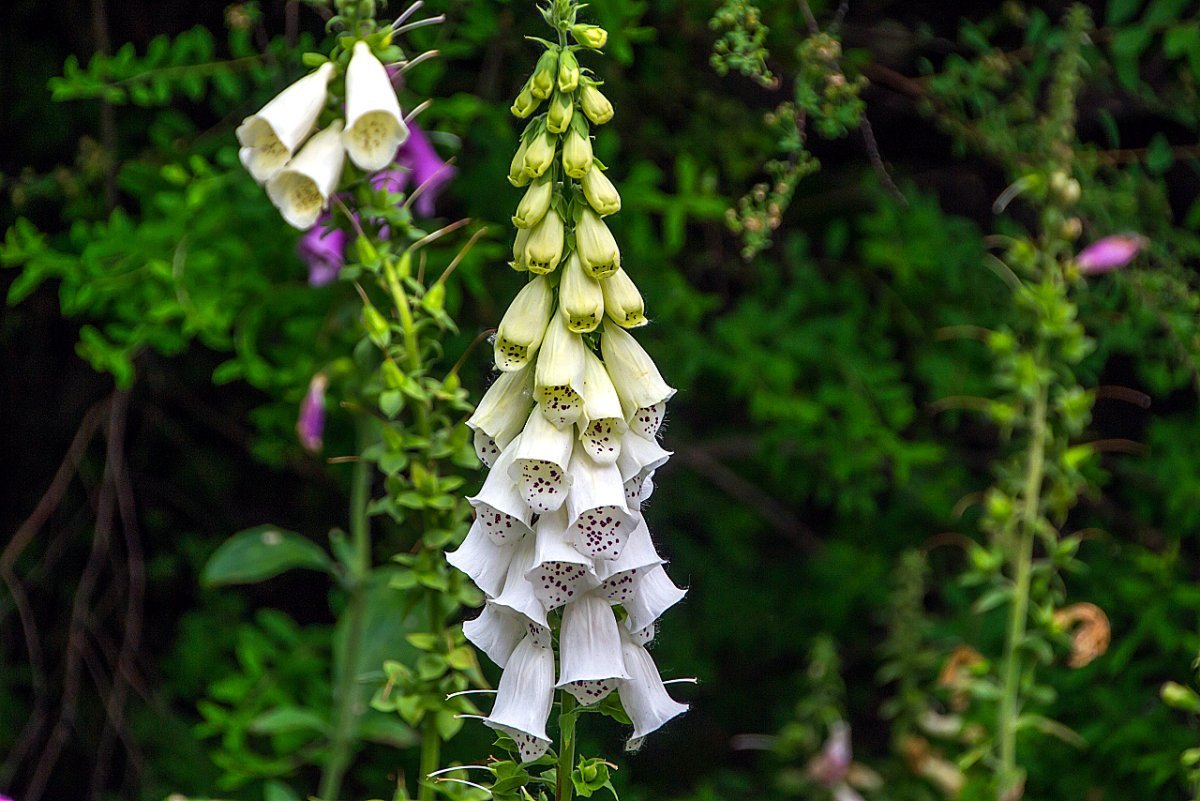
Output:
top-left (343, 41), bottom-right (410, 171)
top-left (237, 62), bottom-right (336, 183)
top-left (296, 372), bottom-right (328, 452)
top-left (266, 121), bottom-right (347, 229)
top-left (1076, 233), bottom-right (1147, 275)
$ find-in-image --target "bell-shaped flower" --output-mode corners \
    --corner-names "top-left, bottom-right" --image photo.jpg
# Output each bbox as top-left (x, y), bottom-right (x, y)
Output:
top-left (343, 41), bottom-right (409, 171)
top-left (393, 121), bottom-right (456, 217)
top-left (595, 517), bottom-right (662, 603)
top-left (602, 268), bottom-right (647, 328)
top-left (571, 25), bottom-right (609, 51)
top-left (511, 83), bottom-right (542, 118)
top-left (484, 633), bottom-right (556, 763)
top-left (298, 216), bottom-right (347, 286)
top-left (616, 429), bottom-right (672, 488)
top-left (579, 79), bottom-right (614, 125)
top-left (581, 165), bottom-right (621, 216)
top-left (468, 441), bottom-right (535, 544)
top-left (522, 128), bottom-right (557, 180)
top-left (495, 276), bottom-right (554, 372)
top-left (547, 90), bottom-right (575, 134)
top-left (560, 252), bottom-right (605, 333)
top-left (526, 508), bottom-right (598, 609)
top-left (463, 602), bottom-right (529, 668)
top-left (576, 208), bottom-right (620, 278)
top-left (524, 207), bottom-right (566, 275)
top-left (624, 563), bottom-right (686, 633)
top-left (492, 534), bottom-right (549, 627)
top-left (236, 62), bottom-right (335, 182)
top-left (1077, 233), bottom-right (1148, 275)
top-left (447, 518), bottom-right (519, 598)
top-left (562, 123), bottom-right (594, 179)
top-left (468, 367), bottom-right (534, 467)
top-left (529, 48), bottom-right (560, 100)
top-left (617, 625), bottom-right (688, 750)
top-left (557, 593), bottom-right (629, 705)
top-left (624, 471), bottom-right (655, 509)
top-left (601, 323), bottom-right (676, 431)
top-left (509, 136), bottom-right (532, 187)
top-left (296, 373), bottom-right (328, 452)
top-left (510, 407), bottom-right (575, 512)
top-left (511, 227), bottom-right (531, 271)
top-left (534, 312), bottom-right (587, 429)
top-left (513, 174), bottom-right (554, 229)
top-left (265, 120), bottom-right (347, 230)
top-left (579, 349), bottom-right (628, 463)
top-left (565, 442), bottom-right (636, 560)
top-left (557, 48), bottom-right (581, 93)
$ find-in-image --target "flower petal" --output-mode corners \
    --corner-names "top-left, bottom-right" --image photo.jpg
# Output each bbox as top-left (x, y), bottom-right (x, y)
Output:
top-left (557, 593), bottom-right (629, 704)
top-left (618, 629), bottom-right (688, 748)
top-left (484, 633), bottom-right (556, 762)
top-left (446, 519), bottom-right (519, 597)
top-left (624, 563), bottom-right (686, 633)
top-left (565, 444), bottom-right (636, 560)
top-left (525, 507), bottom-right (599, 609)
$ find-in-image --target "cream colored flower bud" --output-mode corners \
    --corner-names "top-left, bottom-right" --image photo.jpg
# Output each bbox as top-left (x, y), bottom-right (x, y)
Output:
top-left (530, 48), bottom-right (559, 100)
top-left (600, 322), bottom-right (676, 417)
top-left (580, 81), bottom-right (614, 125)
top-left (495, 276), bottom-right (554, 371)
top-left (601, 268), bottom-right (646, 328)
top-left (343, 42), bottom-right (409, 171)
top-left (547, 90), bottom-right (575, 134)
top-left (511, 83), bottom-right (541, 118)
top-left (562, 126), bottom-right (593, 179)
top-left (524, 207), bottom-right (565, 274)
top-left (571, 24), bottom-right (608, 50)
top-left (581, 165), bottom-right (621, 216)
top-left (523, 128), bottom-right (556, 180)
top-left (509, 136), bottom-right (532, 187)
top-left (513, 175), bottom-right (554, 229)
top-left (576, 208), bottom-right (620, 278)
top-left (265, 120), bottom-right (346, 230)
top-left (510, 227), bottom-right (531, 272)
top-left (557, 49), bottom-right (580, 93)
top-left (534, 311), bottom-right (587, 429)
top-left (236, 62), bottom-right (335, 183)
top-left (560, 252), bottom-right (604, 333)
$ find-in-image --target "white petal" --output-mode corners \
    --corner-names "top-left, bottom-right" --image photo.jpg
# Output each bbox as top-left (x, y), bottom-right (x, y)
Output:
top-left (600, 323), bottom-right (675, 417)
top-left (618, 632), bottom-right (688, 747)
top-left (492, 534), bottom-right (548, 627)
top-left (565, 444), bottom-right (636, 560)
top-left (560, 251), bottom-right (604, 333)
top-left (510, 409), bottom-right (574, 513)
top-left (616, 429), bottom-right (672, 484)
top-left (557, 594), bottom-right (629, 704)
top-left (462, 602), bottom-right (527, 668)
top-left (596, 517), bottom-right (662, 603)
top-left (468, 366), bottom-right (534, 458)
top-left (468, 441), bottom-right (534, 544)
top-left (265, 121), bottom-right (346, 229)
top-left (624, 564), bottom-right (686, 633)
top-left (579, 349), bottom-right (627, 463)
top-left (624, 620), bottom-right (655, 646)
top-left (484, 633), bottom-right (555, 762)
top-left (624, 471), bottom-right (655, 509)
top-left (629, 401), bottom-right (668, 440)
top-left (525, 507), bottom-right (598, 610)
top-left (495, 278), bottom-right (554, 372)
top-left (446, 519), bottom-right (517, 597)
top-left (474, 430), bottom-right (501, 468)
top-left (236, 62), bottom-right (335, 182)
top-left (343, 42), bottom-right (409, 171)
top-left (534, 313), bottom-right (587, 429)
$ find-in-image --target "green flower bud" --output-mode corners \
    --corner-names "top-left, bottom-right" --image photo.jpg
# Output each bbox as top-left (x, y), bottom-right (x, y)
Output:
top-left (362, 304), bottom-right (391, 348)
top-left (580, 80), bottom-right (614, 125)
top-left (530, 47), bottom-right (559, 100)
top-left (581, 165), bottom-right (620, 216)
top-left (560, 251), bottom-right (604, 332)
top-left (557, 49), bottom-right (580, 93)
top-left (523, 128), bottom-right (556, 179)
top-left (601, 267), bottom-right (646, 328)
top-left (524, 207), bottom-right (565, 274)
top-left (381, 359), bottom-right (406, 390)
top-left (513, 174), bottom-right (554, 229)
top-left (547, 90), bottom-right (575, 134)
top-left (570, 24), bottom-right (608, 49)
top-left (511, 83), bottom-right (542, 118)
top-left (509, 136), bottom-right (532, 187)
top-left (576, 208), bottom-right (619, 278)
top-left (562, 125), bottom-right (593, 179)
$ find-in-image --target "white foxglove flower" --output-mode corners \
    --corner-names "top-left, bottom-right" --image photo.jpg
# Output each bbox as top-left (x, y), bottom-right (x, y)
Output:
top-left (562, 125), bottom-right (593, 179)
top-left (624, 472), bottom-right (655, 508)
top-left (343, 41), bottom-right (409, 171)
top-left (596, 517), bottom-right (663, 603)
top-left (446, 519), bottom-right (518, 597)
top-left (580, 349), bottom-right (627, 464)
top-left (468, 441), bottom-right (535, 544)
top-left (484, 633), bottom-right (556, 763)
top-left (547, 89), bottom-right (574, 134)
top-left (565, 442), bottom-right (635, 560)
top-left (581, 165), bottom-right (621, 216)
top-left (618, 625), bottom-right (688, 750)
top-left (265, 120), bottom-right (346, 230)
top-left (495, 277), bottom-right (554, 372)
top-left (522, 128), bottom-right (556, 180)
top-left (493, 533), bottom-right (549, 627)
top-left (236, 62), bottom-right (335, 183)
top-left (513, 174), bottom-right (554, 229)
top-left (576, 208), bottom-right (620, 278)
top-left (601, 323), bottom-right (675, 432)
top-left (624, 563), bottom-right (686, 633)
top-left (579, 79), bottom-right (614, 125)
top-left (508, 136), bottom-right (532, 187)
top-left (526, 507), bottom-right (598, 609)
top-left (557, 593), bottom-right (629, 705)
top-left (524, 207), bottom-right (565, 274)
top-left (560, 251), bottom-right (604, 333)
top-left (510, 407), bottom-right (575, 512)
top-left (534, 312), bottom-right (587, 429)
top-left (462, 602), bottom-right (529, 668)
top-left (511, 227), bottom-right (531, 271)
top-left (468, 367), bottom-right (534, 467)
top-left (601, 268), bottom-right (647, 328)
top-left (616, 429), bottom-right (672, 487)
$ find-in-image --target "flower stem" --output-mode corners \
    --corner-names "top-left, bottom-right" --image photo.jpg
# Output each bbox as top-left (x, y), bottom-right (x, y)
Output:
top-left (556, 692), bottom-right (577, 801)
top-left (996, 382), bottom-right (1048, 799)
top-left (418, 710), bottom-right (442, 801)
top-left (320, 421), bottom-right (374, 800)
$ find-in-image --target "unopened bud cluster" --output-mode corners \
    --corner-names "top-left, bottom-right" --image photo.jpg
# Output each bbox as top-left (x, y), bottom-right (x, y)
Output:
top-left (448, 14), bottom-right (688, 762)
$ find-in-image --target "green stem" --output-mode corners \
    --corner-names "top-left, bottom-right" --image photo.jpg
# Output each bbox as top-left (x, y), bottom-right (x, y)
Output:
top-left (319, 423), bottom-right (374, 800)
top-left (418, 711), bottom-right (442, 801)
top-left (556, 693), bottom-right (578, 801)
top-left (996, 383), bottom-right (1048, 799)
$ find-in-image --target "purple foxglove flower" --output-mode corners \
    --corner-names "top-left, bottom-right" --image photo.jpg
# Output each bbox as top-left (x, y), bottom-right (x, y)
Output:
top-left (297, 373), bottom-right (328, 453)
top-left (807, 721), bottom-right (852, 787)
top-left (1077, 234), bottom-right (1148, 275)
top-left (299, 216), bottom-right (349, 286)
top-left (371, 122), bottom-right (456, 215)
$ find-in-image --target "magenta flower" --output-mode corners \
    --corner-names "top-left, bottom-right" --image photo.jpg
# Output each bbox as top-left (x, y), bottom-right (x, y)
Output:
top-left (299, 218), bottom-right (349, 287)
top-left (297, 373), bottom-right (328, 453)
top-left (1077, 234), bottom-right (1148, 275)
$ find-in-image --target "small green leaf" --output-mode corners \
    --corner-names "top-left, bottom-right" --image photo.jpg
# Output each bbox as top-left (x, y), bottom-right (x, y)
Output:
top-left (202, 526), bottom-right (332, 586)
top-left (249, 706), bottom-right (329, 736)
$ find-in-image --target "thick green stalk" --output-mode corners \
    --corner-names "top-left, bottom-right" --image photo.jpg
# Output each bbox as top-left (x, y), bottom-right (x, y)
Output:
top-left (320, 422), bottom-right (374, 800)
top-left (556, 693), bottom-right (578, 801)
top-left (996, 382), bottom-right (1048, 799)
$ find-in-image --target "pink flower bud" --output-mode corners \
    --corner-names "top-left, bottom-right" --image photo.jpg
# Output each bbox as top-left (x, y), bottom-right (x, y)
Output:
top-left (1077, 234), bottom-right (1147, 275)
top-left (297, 373), bottom-right (328, 453)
